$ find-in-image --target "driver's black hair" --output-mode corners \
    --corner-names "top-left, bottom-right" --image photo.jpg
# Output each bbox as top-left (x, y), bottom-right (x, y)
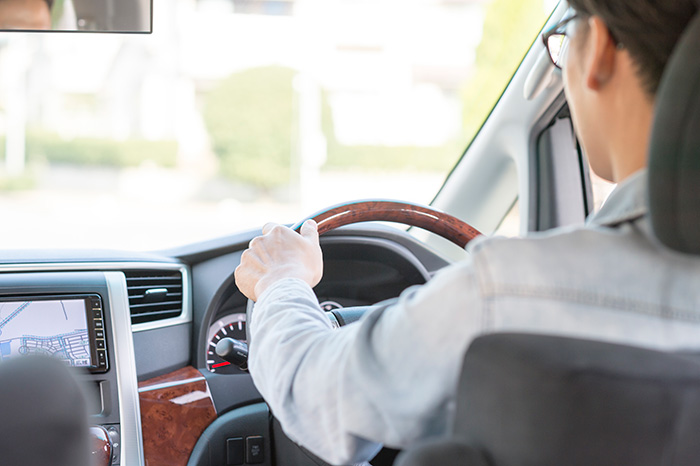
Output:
top-left (567, 0), bottom-right (698, 97)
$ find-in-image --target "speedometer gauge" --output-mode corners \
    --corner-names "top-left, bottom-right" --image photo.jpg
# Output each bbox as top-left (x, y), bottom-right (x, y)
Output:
top-left (206, 313), bottom-right (247, 373)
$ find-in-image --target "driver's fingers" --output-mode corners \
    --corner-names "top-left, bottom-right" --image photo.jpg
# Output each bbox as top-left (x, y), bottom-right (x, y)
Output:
top-left (262, 222), bottom-right (279, 235)
top-left (300, 219), bottom-right (319, 243)
top-left (234, 253), bottom-right (263, 301)
top-left (248, 236), bottom-right (272, 262)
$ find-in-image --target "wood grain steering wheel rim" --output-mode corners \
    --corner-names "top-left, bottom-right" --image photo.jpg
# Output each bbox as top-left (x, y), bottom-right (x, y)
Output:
top-left (291, 200), bottom-right (482, 249)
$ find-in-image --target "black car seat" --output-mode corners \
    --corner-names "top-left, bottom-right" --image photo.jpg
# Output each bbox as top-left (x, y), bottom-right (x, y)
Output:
top-left (395, 4), bottom-right (700, 466)
top-left (397, 334), bottom-right (700, 466)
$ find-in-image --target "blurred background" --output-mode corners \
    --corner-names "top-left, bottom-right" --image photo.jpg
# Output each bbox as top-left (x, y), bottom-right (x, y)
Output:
top-left (0, 0), bottom-right (555, 250)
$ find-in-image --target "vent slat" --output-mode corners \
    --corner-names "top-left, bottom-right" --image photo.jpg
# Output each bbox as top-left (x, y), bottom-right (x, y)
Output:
top-left (129, 300), bottom-right (183, 310)
top-left (125, 269), bottom-right (184, 325)
top-left (131, 306), bottom-right (181, 316)
top-left (126, 281), bottom-right (182, 287)
top-left (129, 293), bottom-right (182, 301)
top-left (125, 276), bottom-right (181, 280)
top-left (131, 311), bottom-right (181, 325)
top-left (127, 284), bottom-right (182, 291)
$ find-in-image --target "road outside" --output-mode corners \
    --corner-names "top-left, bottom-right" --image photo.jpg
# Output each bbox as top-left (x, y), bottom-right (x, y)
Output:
top-left (0, 165), bottom-right (445, 251)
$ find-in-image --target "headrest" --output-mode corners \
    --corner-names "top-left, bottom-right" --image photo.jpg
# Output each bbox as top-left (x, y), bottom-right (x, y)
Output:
top-left (648, 10), bottom-right (700, 254)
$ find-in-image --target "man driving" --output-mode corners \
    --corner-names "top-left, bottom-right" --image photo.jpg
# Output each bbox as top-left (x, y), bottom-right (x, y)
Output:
top-left (234, 0), bottom-right (700, 464)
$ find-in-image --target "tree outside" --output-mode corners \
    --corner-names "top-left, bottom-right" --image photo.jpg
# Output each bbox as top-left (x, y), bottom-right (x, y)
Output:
top-left (461, 0), bottom-right (550, 141)
top-left (203, 66), bottom-right (297, 190)
top-left (203, 0), bottom-right (550, 190)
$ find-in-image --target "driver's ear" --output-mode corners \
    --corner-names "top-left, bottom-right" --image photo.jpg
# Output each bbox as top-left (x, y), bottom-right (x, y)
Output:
top-left (582, 16), bottom-right (618, 91)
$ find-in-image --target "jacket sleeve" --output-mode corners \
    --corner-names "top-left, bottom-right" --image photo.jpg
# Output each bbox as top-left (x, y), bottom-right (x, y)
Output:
top-left (247, 258), bottom-right (484, 465)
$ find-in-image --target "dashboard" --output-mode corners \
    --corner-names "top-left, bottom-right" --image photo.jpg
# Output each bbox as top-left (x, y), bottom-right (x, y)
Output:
top-left (0, 224), bottom-right (451, 466)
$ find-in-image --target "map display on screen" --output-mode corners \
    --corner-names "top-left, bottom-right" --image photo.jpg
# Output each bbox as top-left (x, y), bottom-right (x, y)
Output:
top-left (0, 299), bottom-right (91, 367)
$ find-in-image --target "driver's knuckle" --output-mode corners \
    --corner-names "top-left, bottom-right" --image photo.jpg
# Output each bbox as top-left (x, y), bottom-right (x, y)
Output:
top-left (240, 250), bottom-right (252, 264)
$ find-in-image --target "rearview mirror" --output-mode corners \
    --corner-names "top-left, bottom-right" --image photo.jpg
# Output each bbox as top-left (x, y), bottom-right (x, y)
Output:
top-left (0, 0), bottom-right (152, 33)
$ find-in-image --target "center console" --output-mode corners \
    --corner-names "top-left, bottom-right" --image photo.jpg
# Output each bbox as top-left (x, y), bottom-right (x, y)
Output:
top-left (0, 270), bottom-right (144, 466)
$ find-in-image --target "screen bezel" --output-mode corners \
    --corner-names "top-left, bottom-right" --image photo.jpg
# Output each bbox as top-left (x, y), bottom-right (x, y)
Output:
top-left (0, 294), bottom-right (106, 372)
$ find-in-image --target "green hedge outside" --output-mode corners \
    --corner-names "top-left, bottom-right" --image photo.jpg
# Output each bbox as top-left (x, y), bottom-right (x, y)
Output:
top-left (20, 132), bottom-right (178, 168)
top-left (203, 66), bottom-right (296, 189)
top-left (324, 143), bottom-right (462, 172)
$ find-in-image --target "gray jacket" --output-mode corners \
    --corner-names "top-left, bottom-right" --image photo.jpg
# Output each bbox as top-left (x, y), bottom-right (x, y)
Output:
top-left (249, 169), bottom-right (700, 465)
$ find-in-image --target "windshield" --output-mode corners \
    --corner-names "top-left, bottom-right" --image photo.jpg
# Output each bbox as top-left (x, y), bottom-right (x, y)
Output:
top-left (0, 0), bottom-right (551, 250)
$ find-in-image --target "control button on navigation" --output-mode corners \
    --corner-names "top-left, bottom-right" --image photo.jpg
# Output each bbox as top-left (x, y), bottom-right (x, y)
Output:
top-left (97, 350), bottom-right (107, 366)
top-left (96, 339), bottom-right (105, 349)
top-left (94, 320), bottom-right (104, 329)
top-left (95, 330), bottom-right (104, 339)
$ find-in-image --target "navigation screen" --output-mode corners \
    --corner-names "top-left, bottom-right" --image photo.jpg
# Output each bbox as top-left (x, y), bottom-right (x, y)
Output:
top-left (0, 298), bottom-right (92, 367)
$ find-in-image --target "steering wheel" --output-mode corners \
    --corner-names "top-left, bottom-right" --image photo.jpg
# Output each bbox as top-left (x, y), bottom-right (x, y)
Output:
top-left (237, 200), bottom-right (482, 337)
top-left (225, 201), bottom-right (483, 465)
top-left (262, 200), bottom-right (481, 327)
top-left (291, 200), bottom-right (482, 249)
top-left (232, 200), bottom-right (482, 338)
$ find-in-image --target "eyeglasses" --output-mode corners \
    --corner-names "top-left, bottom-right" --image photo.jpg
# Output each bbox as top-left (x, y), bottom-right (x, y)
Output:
top-left (543, 14), bottom-right (625, 70)
top-left (542, 15), bottom-right (578, 70)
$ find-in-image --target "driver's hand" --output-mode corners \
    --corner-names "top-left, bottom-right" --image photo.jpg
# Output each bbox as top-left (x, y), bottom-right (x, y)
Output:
top-left (235, 219), bottom-right (323, 301)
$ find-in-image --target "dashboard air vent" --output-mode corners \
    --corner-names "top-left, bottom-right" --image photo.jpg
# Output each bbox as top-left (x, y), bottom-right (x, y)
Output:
top-left (125, 270), bottom-right (184, 324)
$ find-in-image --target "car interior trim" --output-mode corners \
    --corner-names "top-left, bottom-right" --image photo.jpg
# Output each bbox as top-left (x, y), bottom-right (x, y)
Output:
top-left (106, 271), bottom-right (146, 466)
top-left (0, 262), bottom-right (192, 332)
top-left (320, 236), bottom-right (433, 282)
top-left (138, 365), bottom-right (218, 466)
top-left (137, 377), bottom-right (205, 393)
top-left (533, 101), bottom-right (588, 230)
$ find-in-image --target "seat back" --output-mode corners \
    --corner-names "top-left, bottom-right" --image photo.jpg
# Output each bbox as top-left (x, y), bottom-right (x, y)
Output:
top-left (459, 334), bottom-right (700, 466)
top-left (0, 356), bottom-right (90, 466)
top-left (397, 334), bottom-right (700, 466)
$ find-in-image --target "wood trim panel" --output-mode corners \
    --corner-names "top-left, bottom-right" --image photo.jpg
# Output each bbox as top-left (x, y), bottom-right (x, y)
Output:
top-left (139, 366), bottom-right (217, 466)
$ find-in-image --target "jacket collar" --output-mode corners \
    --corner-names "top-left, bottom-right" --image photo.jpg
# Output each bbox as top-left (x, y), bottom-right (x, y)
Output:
top-left (588, 169), bottom-right (647, 227)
